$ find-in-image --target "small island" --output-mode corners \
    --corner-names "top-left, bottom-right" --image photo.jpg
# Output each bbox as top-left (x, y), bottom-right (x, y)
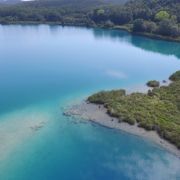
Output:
top-left (87, 71), bottom-right (180, 150)
top-left (64, 71), bottom-right (180, 157)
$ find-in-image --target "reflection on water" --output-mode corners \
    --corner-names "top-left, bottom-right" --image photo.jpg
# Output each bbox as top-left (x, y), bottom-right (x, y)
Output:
top-left (1, 25), bottom-right (179, 59)
top-left (92, 28), bottom-right (180, 59)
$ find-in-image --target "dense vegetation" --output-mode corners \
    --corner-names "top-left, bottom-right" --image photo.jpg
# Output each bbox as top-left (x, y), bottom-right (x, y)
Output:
top-left (0, 0), bottom-right (180, 41)
top-left (0, 0), bottom-right (127, 25)
top-left (90, 0), bottom-right (180, 40)
top-left (88, 71), bottom-right (180, 149)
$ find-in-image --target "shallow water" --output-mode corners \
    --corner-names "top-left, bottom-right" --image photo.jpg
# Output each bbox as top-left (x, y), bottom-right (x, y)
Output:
top-left (0, 25), bottom-right (180, 180)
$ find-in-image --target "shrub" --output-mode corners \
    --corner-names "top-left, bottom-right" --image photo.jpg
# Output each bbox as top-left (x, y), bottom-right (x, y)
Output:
top-left (169, 70), bottom-right (180, 81)
top-left (132, 19), bottom-right (145, 32)
top-left (158, 19), bottom-right (180, 37)
top-left (146, 80), bottom-right (160, 88)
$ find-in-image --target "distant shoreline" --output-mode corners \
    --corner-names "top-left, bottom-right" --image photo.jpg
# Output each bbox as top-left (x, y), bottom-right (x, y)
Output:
top-left (64, 101), bottom-right (180, 158)
top-left (1, 22), bottom-right (180, 43)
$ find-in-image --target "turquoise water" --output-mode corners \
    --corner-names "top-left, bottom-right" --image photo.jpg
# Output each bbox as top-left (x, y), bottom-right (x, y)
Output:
top-left (0, 25), bottom-right (180, 180)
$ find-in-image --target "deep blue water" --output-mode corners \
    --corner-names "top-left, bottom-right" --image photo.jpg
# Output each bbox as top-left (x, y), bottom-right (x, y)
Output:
top-left (0, 25), bottom-right (180, 180)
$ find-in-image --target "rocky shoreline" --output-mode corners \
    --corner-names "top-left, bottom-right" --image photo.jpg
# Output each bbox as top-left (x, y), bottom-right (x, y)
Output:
top-left (64, 101), bottom-right (180, 158)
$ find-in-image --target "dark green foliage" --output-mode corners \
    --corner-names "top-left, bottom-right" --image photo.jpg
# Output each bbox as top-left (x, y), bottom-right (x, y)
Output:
top-left (158, 19), bottom-right (180, 37)
top-left (132, 19), bottom-right (145, 32)
top-left (132, 19), bottom-right (158, 33)
top-left (108, 7), bottom-right (133, 25)
top-left (143, 21), bottom-right (157, 33)
top-left (88, 71), bottom-right (180, 149)
top-left (146, 80), bottom-right (160, 88)
top-left (169, 70), bottom-right (180, 81)
top-left (0, 0), bottom-right (105, 25)
top-left (88, 89), bottom-right (126, 104)
top-left (90, 9), bottom-right (107, 23)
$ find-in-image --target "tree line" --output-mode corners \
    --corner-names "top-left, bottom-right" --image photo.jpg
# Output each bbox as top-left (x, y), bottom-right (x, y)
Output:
top-left (90, 0), bottom-right (180, 37)
top-left (0, 0), bottom-right (180, 38)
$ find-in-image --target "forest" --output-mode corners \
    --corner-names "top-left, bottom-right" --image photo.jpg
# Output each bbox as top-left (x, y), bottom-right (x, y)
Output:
top-left (0, 0), bottom-right (180, 39)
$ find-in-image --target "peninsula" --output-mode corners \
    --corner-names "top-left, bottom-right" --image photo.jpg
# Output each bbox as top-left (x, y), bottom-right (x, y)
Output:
top-left (65, 71), bottom-right (180, 156)
top-left (88, 71), bottom-right (180, 149)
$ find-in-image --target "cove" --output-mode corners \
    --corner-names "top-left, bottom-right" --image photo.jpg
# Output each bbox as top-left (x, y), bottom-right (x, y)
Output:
top-left (0, 25), bottom-right (180, 180)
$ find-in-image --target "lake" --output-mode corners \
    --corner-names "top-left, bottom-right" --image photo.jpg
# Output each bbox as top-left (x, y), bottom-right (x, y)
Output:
top-left (0, 25), bottom-right (180, 180)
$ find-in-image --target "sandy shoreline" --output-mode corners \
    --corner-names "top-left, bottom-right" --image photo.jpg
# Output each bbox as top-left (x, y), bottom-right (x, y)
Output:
top-left (64, 101), bottom-right (180, 158)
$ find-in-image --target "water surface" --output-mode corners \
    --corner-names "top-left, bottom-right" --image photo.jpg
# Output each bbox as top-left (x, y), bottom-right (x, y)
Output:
top-left (0, 25), bottom-right (180, 180)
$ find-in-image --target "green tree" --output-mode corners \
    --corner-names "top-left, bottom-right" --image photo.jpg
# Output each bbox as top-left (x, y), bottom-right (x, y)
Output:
top-left (109, 8), bottom-right (132, 25)
top-left (143, 21), bottom-right (157, 33)
top-left (158, 19), bottom-right (180, 37)
top-left (155, 10), bottom-right (170, 21)
top-left (132, 19), bottom-right (145, 32)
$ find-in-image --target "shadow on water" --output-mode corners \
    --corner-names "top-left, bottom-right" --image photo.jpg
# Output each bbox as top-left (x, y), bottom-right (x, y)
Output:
top-left (92, 28), bottom-right (180, 59)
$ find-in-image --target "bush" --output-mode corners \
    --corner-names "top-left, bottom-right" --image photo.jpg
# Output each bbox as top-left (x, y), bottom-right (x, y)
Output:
top-left (104, 20), bottom-right (114, 28)
top-left (132, 19), bottom-right (146, 32)
top-left (146, 80), bottom-right (160, 87)
top-left (158, 19), bottom-right (180, 37)
top-left (110, 9), bottom-right (133, 25)
top-left (143, 21), bottom-right (157, 33)
top-left (169, 70), bottom-right (180, 81)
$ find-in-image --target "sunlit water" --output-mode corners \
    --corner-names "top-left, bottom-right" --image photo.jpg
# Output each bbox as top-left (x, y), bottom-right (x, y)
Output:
top-left (0, 25), bottom-right (180, 180)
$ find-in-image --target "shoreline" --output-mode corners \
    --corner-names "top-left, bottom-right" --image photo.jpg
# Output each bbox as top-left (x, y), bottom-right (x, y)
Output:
top-left (64, 101), bottom-right (180, 158)
top-left (0, 22), bottom-right (180, 43)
